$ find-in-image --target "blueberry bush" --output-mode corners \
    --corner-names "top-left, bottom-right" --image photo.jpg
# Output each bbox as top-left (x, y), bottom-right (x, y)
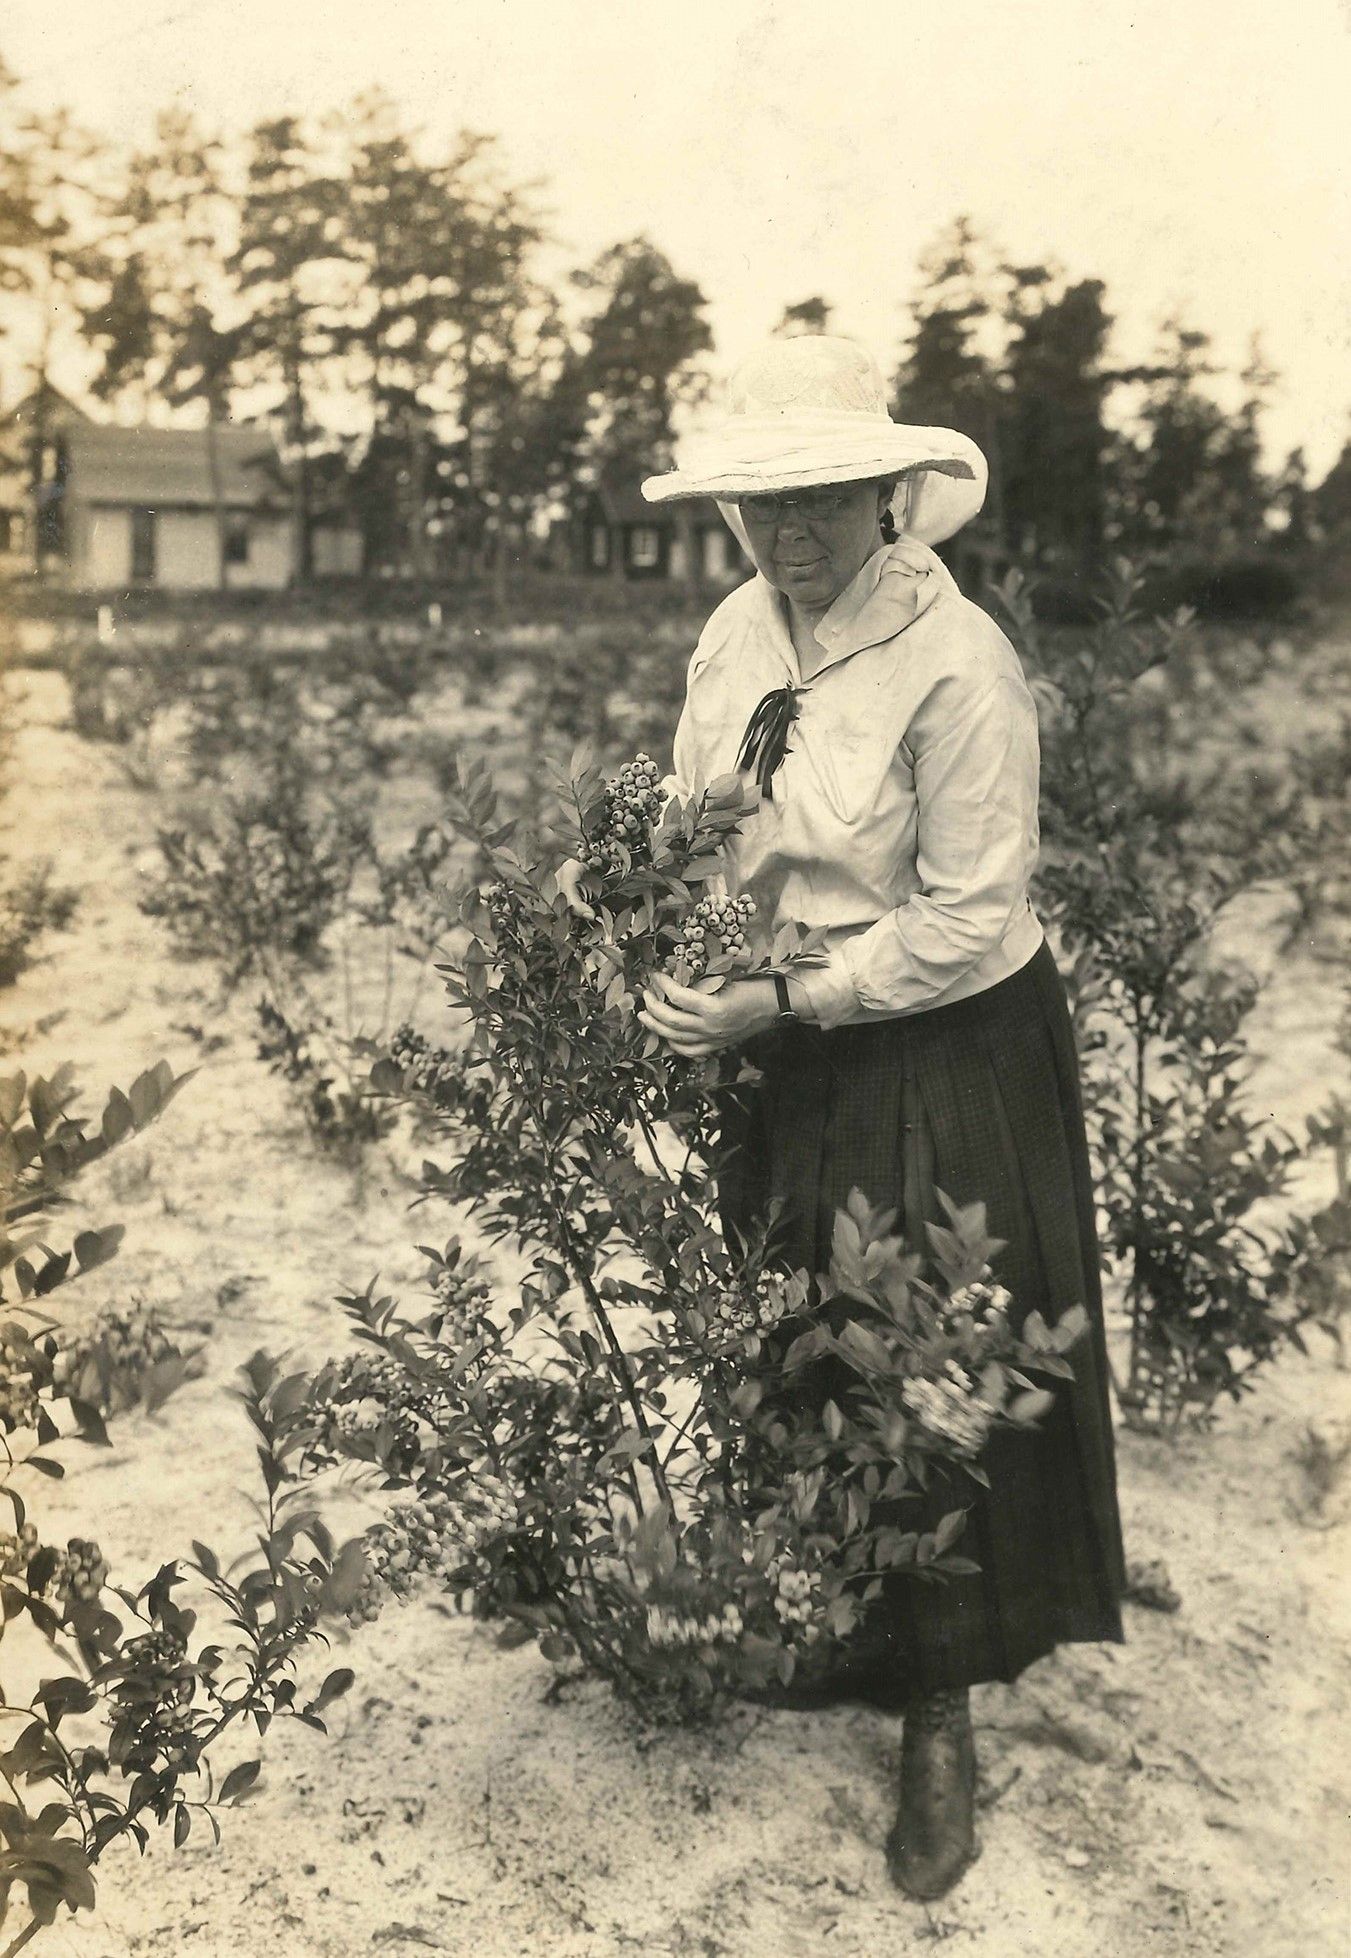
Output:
top-left (286, 748), bottom-right (1087, 1720)
top-left (1001, 564), bottom-right (1346, 1427)
top-left (0, 872), bottom-right (78, 993)
top-left (0, 1062), bottom-right (365, 1951)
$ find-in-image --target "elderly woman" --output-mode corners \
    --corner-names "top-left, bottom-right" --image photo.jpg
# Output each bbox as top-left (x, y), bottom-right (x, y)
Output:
top-left (559, 336), bottom-right (1126, 1901)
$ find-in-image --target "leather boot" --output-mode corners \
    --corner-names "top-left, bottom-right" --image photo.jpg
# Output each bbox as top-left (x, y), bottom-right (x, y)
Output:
top-left (885, 1686), bottom-right (978, 1899)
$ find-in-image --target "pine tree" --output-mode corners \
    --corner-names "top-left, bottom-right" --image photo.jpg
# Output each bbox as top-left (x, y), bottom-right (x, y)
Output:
top-left (229, 116), bottom-right (349, 581)
top-left (0, 70), bottom-right (111, 563)
top-left (999, 267), bottom-right (1114, 575)
top-left (76, 107), bottom-right (244, 585)
top-left (775, 297), bottom-right (833, 337)
top-left (329, 98), bottom-right (548, 575)
top-left (568, 238), bottom-right (713, 480)
top-left (894, 217), bottom-right (1006, 538)
top-left (1310, 433), bottom-right (1351, 590)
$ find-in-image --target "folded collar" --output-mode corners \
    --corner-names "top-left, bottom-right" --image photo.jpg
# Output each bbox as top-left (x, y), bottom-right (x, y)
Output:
top-left (754, 537), bottom-right (951, 682)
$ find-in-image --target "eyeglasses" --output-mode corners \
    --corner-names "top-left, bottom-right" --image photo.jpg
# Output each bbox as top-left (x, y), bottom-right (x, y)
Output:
top-left (733, 486), bottom-right (857, 524)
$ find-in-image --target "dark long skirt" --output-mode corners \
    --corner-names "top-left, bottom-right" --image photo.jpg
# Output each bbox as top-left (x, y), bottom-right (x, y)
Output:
top-left (715, 939), bottom-right (1127, 1704)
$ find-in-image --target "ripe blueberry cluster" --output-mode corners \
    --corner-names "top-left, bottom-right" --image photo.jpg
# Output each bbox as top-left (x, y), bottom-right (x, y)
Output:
top-left (582, 754), bottom-right (665, 877)
top-left (485, 879), bottom-right (528, 937)
top-left (54, 1299), bottom-right (178, 1409)
top-left (346, 1476), bottom-right (520, 1626)
top-left (706, 1276), bottom-right (793, 1346)
top-left (117, 1699), bottom-right (198, 1776)
top-left (901, 1361), bottom-right (998, 1457)
top-left (0, 1522), bottom-right (39, 1579)
top-left (308, 1350), bottom-right (436, 1475)
top-left (645, 1600), bottom-right (745, 1649)
top-left (389, 1023), bottom-right (462, 1104)
top-left (111, 1634), bottom-right (199, 1774)
top-left (431, 1263), bottom-right (494, 1340)
top-left (764, 1556), bottom-right (823, 1641)
top-left (346, 1495), bottom-right (460, 1624)
top-left (455, 1472), bottom-right (519, 1549)
top-left (667, 892), bottom-right (756, 976)
top-left (941, 1278), bottom-right (1013, 1335)
top-left (48, 1537), bottom-right (109, 1609)
top-left (124, 1628), bottom-right (190, 1673)
top-left (0, 1351), bottom-right (38, 1432)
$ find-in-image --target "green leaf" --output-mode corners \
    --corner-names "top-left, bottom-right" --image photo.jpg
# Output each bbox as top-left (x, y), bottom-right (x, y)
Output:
top-left (933, 1510), bottom-right (968, 1555)
top-left (191, 1541), bottom-right (221, 1580)
top-left (218, 1759), bottom-right (262, 1804)
top-left (36, 1676), bottom-right (97, 1722)
top-left (1019, 1310), bottom-right (1054, 1353)
top-left (308, 1667), bottom-right (355, 1715)
top-left (33, 1252), bottom-right (73, 1297)
top-left (74, 1227), bottom-right (125, 1275)
top-left (23, 1835), bottom-right (96, 1914)
top-left (70, 1400), bottom-right (112, 1448)
top-left (100, 1090), bottom-right (135, 1147)
top-left (173, 1803), bottom-right (192, 1847)
top-left (142, 1354), bottom-right (190, 1416)
top-left (127, 1068), bottom-right (164, 1128)
top-left (599, 1430), bottom-right (653, 1469)
top-left (834, 1320), bottom-right (895, 1375)
top-left (1051, 1304), bottom-right (1089, 1350)
top-left (0, 1072), bottom-right (26, 1130)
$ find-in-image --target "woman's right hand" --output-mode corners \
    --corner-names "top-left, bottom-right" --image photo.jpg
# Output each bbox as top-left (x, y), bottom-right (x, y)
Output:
top-left (553, 857), bottom-right (596, 920)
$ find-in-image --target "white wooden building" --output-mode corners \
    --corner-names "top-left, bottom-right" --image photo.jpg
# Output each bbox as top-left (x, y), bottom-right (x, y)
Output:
top-left (2, 399), bottom-right (363, 590)
top-left (62, 424), bottom-right (294, 590)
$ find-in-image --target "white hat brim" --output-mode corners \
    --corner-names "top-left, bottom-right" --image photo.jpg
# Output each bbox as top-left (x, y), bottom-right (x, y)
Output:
top-left (641, 416), bottom-right (988, 547)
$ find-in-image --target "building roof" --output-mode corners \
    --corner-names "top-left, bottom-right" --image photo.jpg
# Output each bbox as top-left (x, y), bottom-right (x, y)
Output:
top-left (64, 423), bottom-right (290, 511)
top-left (4, 384), bottom-right (94, 436)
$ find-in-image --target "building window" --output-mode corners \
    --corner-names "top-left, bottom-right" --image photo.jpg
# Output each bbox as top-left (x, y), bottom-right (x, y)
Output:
top-left (0, 512), bottom-right (11, 554)
top-left (224, 518), bottom-right (250, 566)
top-left (589, 523), bottom-right (610, 571)
top-left (628, 524), bottom-right (661, 571)
top-left (130, 509), bottom-right (157, 583)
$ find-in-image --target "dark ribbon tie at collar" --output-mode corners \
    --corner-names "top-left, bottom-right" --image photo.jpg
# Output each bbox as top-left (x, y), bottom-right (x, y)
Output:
top-left (736, 683), bottom-right (809, 800)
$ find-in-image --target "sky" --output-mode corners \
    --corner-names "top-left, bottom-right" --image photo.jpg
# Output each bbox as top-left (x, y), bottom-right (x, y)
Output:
top-left (5, 0), bottom-right (1349, 473)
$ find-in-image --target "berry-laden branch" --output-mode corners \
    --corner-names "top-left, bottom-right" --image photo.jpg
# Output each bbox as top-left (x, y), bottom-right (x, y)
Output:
top-left (0, 1067), bottom-right (365, 1949)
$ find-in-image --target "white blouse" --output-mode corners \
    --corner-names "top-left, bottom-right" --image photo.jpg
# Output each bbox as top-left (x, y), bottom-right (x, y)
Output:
top-left (661, 536), bottom-right (1045, 1031)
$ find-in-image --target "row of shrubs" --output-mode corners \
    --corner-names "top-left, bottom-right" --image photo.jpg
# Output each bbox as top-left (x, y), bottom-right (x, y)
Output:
top-left (77, 560), bottom-right (1350, 1434)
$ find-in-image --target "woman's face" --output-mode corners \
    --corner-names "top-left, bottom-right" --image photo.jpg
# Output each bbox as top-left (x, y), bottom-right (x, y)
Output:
top-left (734, 477), bottom-right (893, 612)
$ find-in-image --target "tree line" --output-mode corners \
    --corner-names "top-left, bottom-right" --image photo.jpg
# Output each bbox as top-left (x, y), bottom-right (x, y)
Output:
top-left (1, 55), bottom-right (1347, 588)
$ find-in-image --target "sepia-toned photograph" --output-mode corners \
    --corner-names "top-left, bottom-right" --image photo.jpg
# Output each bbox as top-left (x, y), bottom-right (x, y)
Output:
top-left (0, 3), bottom-right (1347, 1952)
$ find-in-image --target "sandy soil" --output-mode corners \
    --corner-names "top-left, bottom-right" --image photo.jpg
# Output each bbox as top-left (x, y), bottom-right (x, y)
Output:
top-left (4, 660), bottom-right (1349, 1958)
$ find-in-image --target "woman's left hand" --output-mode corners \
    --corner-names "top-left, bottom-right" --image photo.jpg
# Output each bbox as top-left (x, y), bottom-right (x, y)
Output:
top-left (638, 973), bottom-right (780, 1058)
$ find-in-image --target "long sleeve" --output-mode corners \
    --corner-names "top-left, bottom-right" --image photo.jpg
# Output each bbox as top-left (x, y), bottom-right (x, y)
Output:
top-left (795, 671), bottom-right (1041, 1030)
top-left (658, 694), bottom-right (700, 808)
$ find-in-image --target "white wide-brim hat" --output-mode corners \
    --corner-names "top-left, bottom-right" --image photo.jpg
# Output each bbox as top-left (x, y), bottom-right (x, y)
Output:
top-left (641, 334), bottom-right (988, 547)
